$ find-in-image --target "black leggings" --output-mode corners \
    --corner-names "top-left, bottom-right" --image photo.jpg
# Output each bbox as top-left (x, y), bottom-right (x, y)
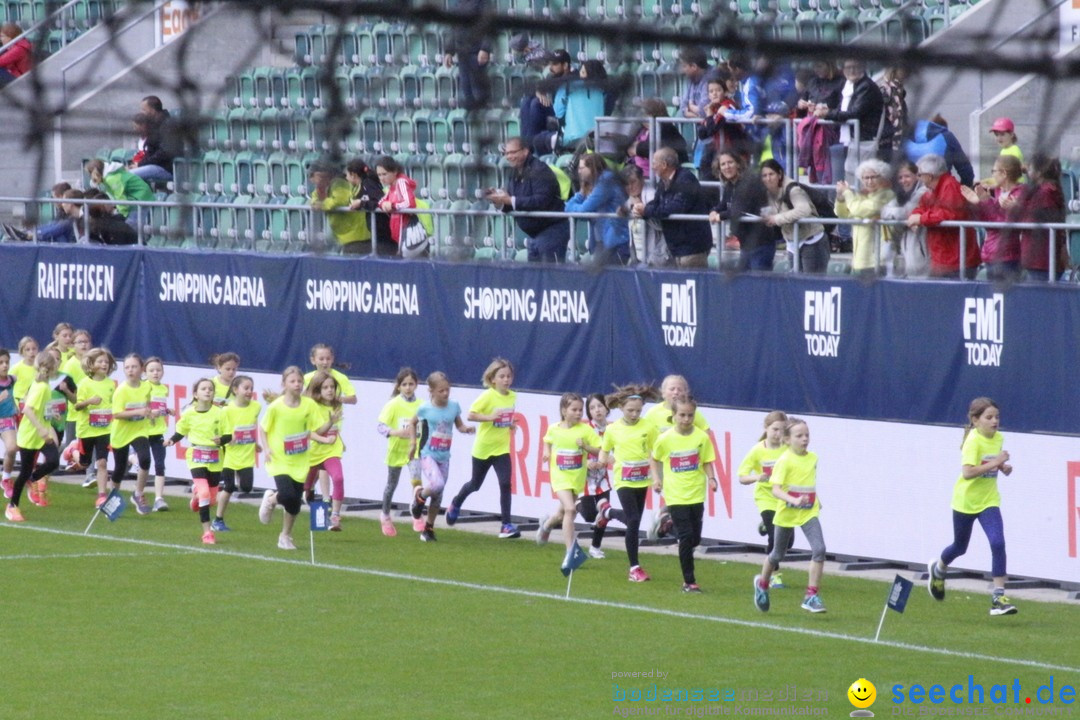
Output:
top-left (669, 503), bottom-right (704, 584)
top-left (452, 453), bottom-right (513, 524)
top-left (191, 467), bottom-right (221, 522)
top-left (760, 509), bottom-right (793, 570)
top-left (79, 435), bottom-right (110, 467)
top-left (110, 436), bottom-right (150, 487)
top-left (148, 434), bottom-right (166, 476)
top-left (274, 474), bottom-right (303, 516)
top-left (610, 486), bottom-right (648, 568)
top-left (13, 444), bottom-right (60, 506)
top-left (221, 467), bottom-right (254, 494)
top-left (577, 491), bottom-right (610, 549)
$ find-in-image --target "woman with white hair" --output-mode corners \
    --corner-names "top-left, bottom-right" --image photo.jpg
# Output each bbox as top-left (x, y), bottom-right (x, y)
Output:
top-left (835, 158), bottom-right (895, 276)
top-left (906, 154), bottom-right (980, 279)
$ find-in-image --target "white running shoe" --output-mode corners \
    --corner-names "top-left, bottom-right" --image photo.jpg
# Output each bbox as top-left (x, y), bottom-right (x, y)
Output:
top-left (258, 489), bottom-right (276, 525)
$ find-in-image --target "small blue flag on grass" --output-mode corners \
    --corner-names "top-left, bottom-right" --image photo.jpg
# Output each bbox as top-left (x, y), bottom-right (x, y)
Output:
top-left (101, 490), bottom-right (126, 522)
top-left (887, 574), bottom-right (913, 613)
top-left (309, 501), bottom-right (330, 532)
top-left (560, 540), bottom-right (588, 577)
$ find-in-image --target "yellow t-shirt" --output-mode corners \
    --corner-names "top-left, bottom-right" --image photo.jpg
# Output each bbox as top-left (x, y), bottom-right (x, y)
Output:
top-left (176, 405), bottom-right (226, 471)
top-left (543, 422), bottom-right (601, 494)
top-left (304, 369), bottom-right (356, 400)
top-left (11, 361), bottom-right (35, 403)
top-left (110, 381), bottom-right (153, 448)
top-left (770, 449), bottom-right (820, 528)
top-left (76, 376), bottom-right (115, 439)
top-left (16, 380), bottom-right (50, 450)
top-left (222, 400), bottom-right (261, 470)
top-left (148, 382), bottom-right (170, 436)
top-left (653, 427), bottom-right (715, 506)
top-left (644, 403), bottom-right (709, 435)
top-left (470, 388), bottom-right (516, 460)
top-left (308, 402), bottom-right (344, 465)
top-left (738, 441), bottom-right (788, 512)
top-left (601, 419), bottom-right (658, 490)
top-left (952, 430), bottom-right (1004, 514)
top-left (261, 396), bottom-right (318, 482)
top-left (212, 377), bottom-right (232, 408)
top-left (378, 394), bottom-right (420, 467)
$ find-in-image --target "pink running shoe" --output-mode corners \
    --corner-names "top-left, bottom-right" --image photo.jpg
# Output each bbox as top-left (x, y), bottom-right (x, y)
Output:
top-left (5, 505), bottom-right (25, 522)
top-left (201, 530), bottom-right (216, 545)
top-left (380, 514), bottom-right (397, 537)
top-left (628, 566), bottom-right (651, 583)
top-left (1, 478), bottom-right (12, 500)
top-left (95, 493), bottom-right (108, 508)
top-left (412, 516), bottom-right (426, 533)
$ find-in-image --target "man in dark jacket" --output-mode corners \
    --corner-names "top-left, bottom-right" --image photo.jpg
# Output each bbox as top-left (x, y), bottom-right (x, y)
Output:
top-left (486, 136), bottom-right (569, 262)
top-left (631, 147), bottom-right (713, 268)
top-left (814, 58), bottom-right (884, 185)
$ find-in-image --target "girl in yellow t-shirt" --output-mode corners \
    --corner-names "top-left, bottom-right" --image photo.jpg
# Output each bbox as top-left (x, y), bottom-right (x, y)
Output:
top-left (376, 367), bottom-right (421, 537)
top-left (75, 348), bottom-right (117, 507)
top-left (144, 357), bottom-right (174, 512)
top-left (167, 378), bottom-right (228, 545)
top-left (305, 371), bottom-right (346, 531)
top-left (6, 353), bottom-right (61, 522)
top-left (11, 336), bottom-right (38, 408)
top-left (214, 374), bottom-right (261, 531)
top-left (305, 343), bottom-right (357, 405)
top-left (51, 322), bottom-right (75, 366)
top-left (446, 358), bottom-right (519, 539)
top-left (753, 418), bottom-right (827, 614)
top-left (536, 393), bottom-right (601, 564)
top-left (210, 352), bottom-right (240, 408)
top-left (110, 354), bottom-right (155, 515)
top-left (738, 410), bottom-right (791, 588)
top-left (928, 397), bottom-right (1016, 617)
top-left (597, 384), bottom-right (662, 583)
top-left (651, 397), bottom-right (717, 593)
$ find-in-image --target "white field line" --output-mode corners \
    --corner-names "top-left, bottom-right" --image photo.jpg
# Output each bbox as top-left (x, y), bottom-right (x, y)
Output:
top-left (0, 550), bottom-right (195, 561)
top-left (5, 524), bottom-right (1078, 675)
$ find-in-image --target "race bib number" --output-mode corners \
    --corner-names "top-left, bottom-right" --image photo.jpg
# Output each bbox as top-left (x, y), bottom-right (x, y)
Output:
top-left (125, 402), bottom-right (147, 422)
top-left (981, 454), bottom-right (999, 479)
top-left (0, 416), bottom-right (15, 433)
top-left (46, 399), bottom-right (68, 421)
top-left (232, 425), bottom-right (257, 445)
top-left (787, 491), bottom-right (817, 509)
top-left (493, 408), bottom-right (514, 428)
top-left (150, 398), bottom-right (168, 416)
top-left (555, 449), bottom-right (583, 471)
top-left (429, 431), bottom-right (452, 451)
top-left (669, 449), bottom-right (700, 473)
top-left (759, 461), bottom-right (775, 483)
top-left (192, 445), bottom-right (221, 465)
top-left (283, 432), bottom-right (309, 455)
top-left (88, 409), bottom-right (112, 428)
top-left (621, 460), bottom-right (650, 481)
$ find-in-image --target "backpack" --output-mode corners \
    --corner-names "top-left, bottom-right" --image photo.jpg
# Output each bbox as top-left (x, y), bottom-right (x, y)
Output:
top-left (781, 181), bottom-right (837, 236)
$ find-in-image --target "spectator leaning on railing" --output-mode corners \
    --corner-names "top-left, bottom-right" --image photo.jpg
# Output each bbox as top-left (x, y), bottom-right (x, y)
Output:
top-left (486, 136), bottom-right (569, 263)
top-left (959, 154), bottom-right (1024, 283)
top-left (565, 153), bottom-right (629, 266)
top-left (906, 153), bottom-right (980, 279)
top-left (1015, 154), bottom-right (1069, 282)
top-left (708, 151), bottom-right (772, 272)
top-left (880, 160), bottom-right (929, 278)
top-left (760, 159), bottom-right (829, 275)
top-left (0, 23), bottom-right (32, 87)
top-left (631, 148), bottom-right (712, 269)
top-left (835, 159), bottom-right (895, 277)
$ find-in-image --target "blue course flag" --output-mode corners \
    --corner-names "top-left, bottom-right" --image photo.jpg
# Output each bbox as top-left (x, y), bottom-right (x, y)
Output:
top-left (309, 501), bottom-right (330, 532)
top-left (101, 491), bottom-right (127, 522)
top-left (887, 574), bottom-right (914, 613)
top-left (560, 540), bottom-right (588, 577)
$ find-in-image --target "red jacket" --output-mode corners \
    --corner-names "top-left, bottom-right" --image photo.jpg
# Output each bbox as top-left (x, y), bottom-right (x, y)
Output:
top-left (1017, 182), bottom-right (1067, 272)
top-left (382, 174), bottom-right (417, 243)
top-left (0, 38), bottom-right (32, 77)
top-left (916, 172), bottom-right (980, 274)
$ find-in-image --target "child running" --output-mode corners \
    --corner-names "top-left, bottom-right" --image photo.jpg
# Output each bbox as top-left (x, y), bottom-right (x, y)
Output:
top-left (446, 358), bottom-right (520, 539)
top-left (210, 352), bottom-right (240, 407)
top-left (305, 344), bottom-right (357, 405)
top-left (51, 322), bottom-right (75, 365)
top-left (145, 357), bottom-right (173, 511)
top-left (258, 366), bottom-right (319, 550)
top-left (6, 353), bottom-right (61, 522)
top-left (597, 384), bottom-right (661, 582)
top-left (644, 374), bottom-right (710, 541)
top-left (738, 410), bottom-right (791, 589)
top-left (927, 397), bottom-right (1017, 616)
top-left (0, 349), bottom-right (18, 493)
top-left (305, 370), bottom-right (346, 531)
top-left (75, 348), bottom-right (117, 507)
top-left (753, 418), bottom-right (828, 613)
top-left (166, 378), bottom-right (229, 544)
top-left (376, 367), bottom-right (421, 537)
top-left (11, 336), bottom-right (38, 409)
top-left (650, 396), bottom-right (718, 593)
top-left (577, 393), bottom-right (613, 559)
top-left (409, 371), bottom-right (474, 542)
top-left (214, 374), bottom-right (261, 531)
top-left (536, 393), bottom-right (602, 569)
top-left (110, 353), bottom-right (155, 515)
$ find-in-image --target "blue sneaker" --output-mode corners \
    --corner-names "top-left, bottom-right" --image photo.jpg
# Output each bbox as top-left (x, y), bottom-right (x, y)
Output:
top-left (753, 575), bottom-right (770, 612)
top-left (498, 523), bottom-right (520, 539)
top-left (445, 502), bottom-right (460, 526)
top-left (211, 517), bottom-right (230, 532)
top-left (801, 594), bottom-right (827, 613)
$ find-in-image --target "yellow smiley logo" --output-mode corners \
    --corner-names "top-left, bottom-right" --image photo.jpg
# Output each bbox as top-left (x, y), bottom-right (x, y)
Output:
top-left (848, 678), bottom-right (877, 709)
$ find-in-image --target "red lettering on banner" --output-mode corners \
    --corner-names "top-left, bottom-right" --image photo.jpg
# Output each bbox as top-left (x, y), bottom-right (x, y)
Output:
top-left (510, 412), bottom-right (531, 496)
top-left (707, 430), bottom-right (733, 518)
top-left (533, 415), bottom-right (551, 499)
top-left (171, 383), bottom-right (187, 459)
top-left (1069, 462), bottom-right (1080, 558)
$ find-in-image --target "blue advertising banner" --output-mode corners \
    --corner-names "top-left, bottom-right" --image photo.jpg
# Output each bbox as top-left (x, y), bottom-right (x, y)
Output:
top-left (0, 244), bottom-right (1075, 435)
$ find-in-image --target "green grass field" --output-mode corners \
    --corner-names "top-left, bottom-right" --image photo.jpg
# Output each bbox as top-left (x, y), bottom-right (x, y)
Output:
top-left (6, 482), bottom-right (1079, 719)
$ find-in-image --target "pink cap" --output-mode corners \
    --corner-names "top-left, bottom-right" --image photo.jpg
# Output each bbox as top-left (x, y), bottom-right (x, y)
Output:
top-left (989, 117), bottom-right (1015, 133)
